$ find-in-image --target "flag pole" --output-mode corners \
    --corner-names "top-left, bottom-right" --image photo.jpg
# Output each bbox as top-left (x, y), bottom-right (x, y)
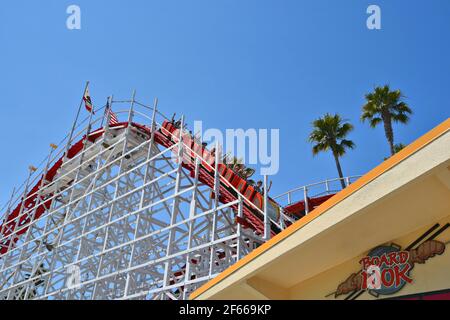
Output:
top-left (104, 95), bottom-right (113, 133)
top-left (100, 95), bottom-right (111, 128)
top-left (65, 81), bottom-right (90, 155)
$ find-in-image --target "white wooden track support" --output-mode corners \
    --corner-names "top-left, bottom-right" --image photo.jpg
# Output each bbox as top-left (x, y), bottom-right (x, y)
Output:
top-left (0, 97), bottom-right (268, 300)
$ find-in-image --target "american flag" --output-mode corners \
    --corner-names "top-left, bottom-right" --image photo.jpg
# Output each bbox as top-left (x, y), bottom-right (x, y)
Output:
top-left (106, 104), bottom-right (119, 125)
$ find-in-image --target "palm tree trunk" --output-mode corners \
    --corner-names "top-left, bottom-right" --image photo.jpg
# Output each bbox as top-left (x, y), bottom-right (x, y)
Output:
top-left (382, 113), bottom-right (395, 156)
top-left (333, 153), bottom-right (346, 189)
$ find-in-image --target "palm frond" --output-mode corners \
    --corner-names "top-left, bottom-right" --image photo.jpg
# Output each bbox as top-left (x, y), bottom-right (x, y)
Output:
top-left (369, 117), bottom-right (382, 128)
top-left (339, 139), bottom-right (355, 150)
top-left (312, 143), bottom-right (328, 156)
top-left (392, 112), bottom-right (410, 124)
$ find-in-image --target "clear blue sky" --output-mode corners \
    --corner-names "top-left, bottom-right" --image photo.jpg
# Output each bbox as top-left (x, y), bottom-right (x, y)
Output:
top-left (1, 0), bottom-right (449, 207)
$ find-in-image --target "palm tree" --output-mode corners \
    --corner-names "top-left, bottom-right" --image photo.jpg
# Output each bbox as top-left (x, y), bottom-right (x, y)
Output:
top-left (361, 85), bottom-right (412, 156)
top-left (393, 143), bottom-right (406, 153)
top-left (309, 113), bottom-right (355, 189)
top-left (384, 143), bottom-right (407, 160)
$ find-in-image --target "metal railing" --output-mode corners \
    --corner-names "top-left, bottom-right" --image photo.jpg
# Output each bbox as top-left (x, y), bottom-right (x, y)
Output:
top-left (274, 176), bottom-right (362, 209)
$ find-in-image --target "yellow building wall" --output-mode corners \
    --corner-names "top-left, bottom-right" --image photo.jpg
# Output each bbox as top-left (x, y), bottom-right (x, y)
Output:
top-left (289, 215), bottom-right (450, 300)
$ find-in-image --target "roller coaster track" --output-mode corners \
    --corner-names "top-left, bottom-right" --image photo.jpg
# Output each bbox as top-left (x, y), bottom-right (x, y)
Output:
top-left (0, 121), bottom-right (280, 256)
top-left (0, 97), bottom-right (358, 300)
